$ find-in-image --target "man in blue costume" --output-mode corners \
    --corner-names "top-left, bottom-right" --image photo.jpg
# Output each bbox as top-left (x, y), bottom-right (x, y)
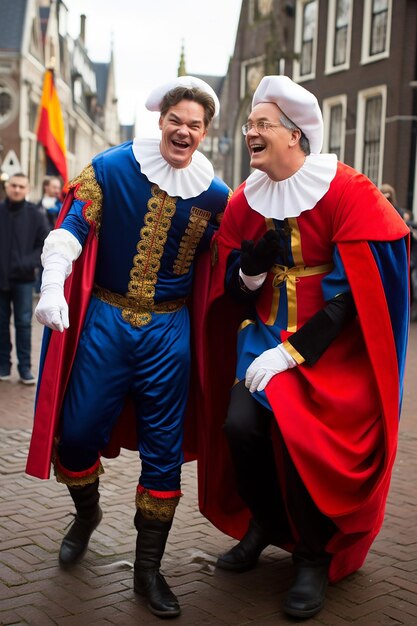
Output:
top-left (26, 76), bottom-right (230, 619)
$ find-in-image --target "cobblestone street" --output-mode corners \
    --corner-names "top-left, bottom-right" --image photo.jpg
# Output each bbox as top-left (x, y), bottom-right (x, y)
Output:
top-left (1, 317), bottom-right (417, 625)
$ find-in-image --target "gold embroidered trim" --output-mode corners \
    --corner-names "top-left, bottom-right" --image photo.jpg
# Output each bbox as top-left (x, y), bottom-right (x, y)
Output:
top-left (93, 284), bottom-right (185, 326)
top-left (54, 461), bottom-right (104, 487)
top-left (238, 318), bottom-right (256, 332)
top-left (70, 164), bottom-right (103, 233)
top-left (173, 206), bottom-right (211, 275)
top-left (124, 185), bottom-right (177, 326)
top-left (135, 490), bottom-right (180, 522)
top-left (282, 339), bottom-right (305, 365)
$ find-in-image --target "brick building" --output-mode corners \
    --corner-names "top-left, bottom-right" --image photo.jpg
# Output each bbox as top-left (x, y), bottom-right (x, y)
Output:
top-left (0, 0), bottom-right (132, 200)
top-left (213, 0), bottom-right (417, 214)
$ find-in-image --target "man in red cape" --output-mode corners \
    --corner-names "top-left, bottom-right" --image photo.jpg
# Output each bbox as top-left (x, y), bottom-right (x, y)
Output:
top-left (195, 76), bottom-right (410, 620)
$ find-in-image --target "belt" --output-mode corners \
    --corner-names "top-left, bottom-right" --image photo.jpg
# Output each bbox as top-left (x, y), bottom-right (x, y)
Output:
top-left (93, 284), bottom-right (186, 327)
top-left (271, 263), bottom-right (333, 288)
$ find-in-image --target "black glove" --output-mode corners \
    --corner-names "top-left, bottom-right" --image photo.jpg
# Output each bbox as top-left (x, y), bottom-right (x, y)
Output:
top-left (240, 230), bottom-right (281, 276)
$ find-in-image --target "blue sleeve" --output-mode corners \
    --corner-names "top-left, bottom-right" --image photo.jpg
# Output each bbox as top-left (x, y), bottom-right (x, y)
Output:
top-left (59, 199), bottom-right (91, 247)
top-left (322, 245), bottom-right (350, 302)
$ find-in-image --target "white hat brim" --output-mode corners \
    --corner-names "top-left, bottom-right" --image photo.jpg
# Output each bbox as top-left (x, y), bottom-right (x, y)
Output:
top-left (145, 75), bottom-right (220, 117)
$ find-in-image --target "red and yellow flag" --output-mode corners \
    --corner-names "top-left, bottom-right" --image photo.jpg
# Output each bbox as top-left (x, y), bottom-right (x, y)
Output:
top-left (36, 68), bottom-right (68, 184)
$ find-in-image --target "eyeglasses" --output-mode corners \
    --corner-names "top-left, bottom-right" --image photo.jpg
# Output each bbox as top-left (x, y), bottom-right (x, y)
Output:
top-left (242, 121), bottom-right (282, 136)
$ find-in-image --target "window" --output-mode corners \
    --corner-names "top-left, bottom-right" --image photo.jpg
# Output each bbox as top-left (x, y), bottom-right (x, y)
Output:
top-left (29, 100), bottom-right (39, 132)
top-left (370, 0), bottom-right (388, 55)
top-left (300, 1), bottom-right (317, 75)
top-left (361, 0), bottom-right (391, 64)
top-left (294, 0), bottom-right (318, 81)
top-left (0, 88), bottom-right (12, 121)
top-left (363, 96), bottom-right (382, 183)
top-left (240, 58), bottom-right (265, 99)
top-left (329, 105), bottom-right (343, 158)
top-left (323, 96), bottom-right (347, 161)
top-left (355, 86), bottom-right (387, 186)
top-left (325, 0), bottom-right (352, 74)
top-left (334, 0), bottom-right (350, 65)
top-left (69, 125), bottom-right (77, 153)
top-left (0, 83), bottom-right (15, 128)
top-left (257, 0), bottom-right (273, 18)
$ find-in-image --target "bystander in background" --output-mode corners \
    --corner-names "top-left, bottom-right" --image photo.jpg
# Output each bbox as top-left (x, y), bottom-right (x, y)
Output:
top-left (380, 183), bottom-right (417, 320)
top-left (0, 173), bottom-right (49, 384)
top-left (36, 175), bottom-right (63, 229)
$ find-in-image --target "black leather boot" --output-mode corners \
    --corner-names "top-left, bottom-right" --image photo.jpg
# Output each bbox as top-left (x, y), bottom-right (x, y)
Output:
top-left (216, 518), bottom-right (271, 572)
top-left (283, 554), bottom-right (329, 619)
top-left (59, 479), bottom-right (102, 566)
top-left (134, 509), bottom-right (180, 619)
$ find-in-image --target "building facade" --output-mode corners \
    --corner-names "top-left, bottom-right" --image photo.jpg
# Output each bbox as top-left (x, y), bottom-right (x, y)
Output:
top-left (215, 0), bottom-right (417, 214)
top-left (0, 0), bottom-right (130, 200)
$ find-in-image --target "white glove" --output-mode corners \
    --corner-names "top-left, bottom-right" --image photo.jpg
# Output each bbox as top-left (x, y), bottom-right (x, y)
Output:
top-left (35, 252), bottom-right (70, 332)
top-left (35, 230), bottom-right (82, 332)
top-left (245, 343), bottom-right (297, 393)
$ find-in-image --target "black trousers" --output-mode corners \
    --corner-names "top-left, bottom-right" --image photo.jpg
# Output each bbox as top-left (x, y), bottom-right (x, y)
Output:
top-left (224, 381), bottom-right (336, 560)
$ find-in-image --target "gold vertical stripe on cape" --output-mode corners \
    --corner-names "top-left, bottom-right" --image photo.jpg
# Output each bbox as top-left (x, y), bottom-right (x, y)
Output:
top-left (288, 217), bottom-right (304, 266)
top-left (266, 281), bottom-right (281, 326)
top-left (287, 218), bottom-right (302, 332)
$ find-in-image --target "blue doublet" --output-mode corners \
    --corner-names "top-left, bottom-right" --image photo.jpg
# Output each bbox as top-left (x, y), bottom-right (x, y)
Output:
top-left (57, 141), bottom-right (230, 490)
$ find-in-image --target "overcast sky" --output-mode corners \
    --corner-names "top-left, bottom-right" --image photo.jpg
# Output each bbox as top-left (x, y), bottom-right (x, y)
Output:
top-left (67, 0), bottom-right (243, 137)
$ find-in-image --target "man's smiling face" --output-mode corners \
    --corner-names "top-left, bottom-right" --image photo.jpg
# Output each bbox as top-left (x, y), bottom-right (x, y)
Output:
top-left (245, 102), bottom-right (292, 178)
top-left (159, 100), bottom-right (207, 169)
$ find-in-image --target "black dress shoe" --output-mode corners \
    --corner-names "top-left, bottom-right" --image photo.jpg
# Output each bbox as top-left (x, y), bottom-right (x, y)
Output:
top-left (59, 506), bottom-right (103, 566)
top-left (283, 557), bottom-right (329, 619)
top-left (216, 519), bottom-right (270, 572)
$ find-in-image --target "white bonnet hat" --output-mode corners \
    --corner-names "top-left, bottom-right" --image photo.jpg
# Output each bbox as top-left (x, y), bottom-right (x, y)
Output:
top-left (252, 75), bottom-right (323, 154)
top-left (145, 75), bottom-right (220, 118)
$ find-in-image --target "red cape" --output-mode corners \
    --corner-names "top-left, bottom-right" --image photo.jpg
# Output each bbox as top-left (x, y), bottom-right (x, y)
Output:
top-left (26, 187), bottom-right (98, 479)
top-left (195, 166), bottom-right (409, 582)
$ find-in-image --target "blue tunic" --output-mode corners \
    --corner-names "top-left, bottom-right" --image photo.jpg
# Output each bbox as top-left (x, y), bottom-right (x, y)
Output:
top-left (56, 141), bottom-right (230, 490)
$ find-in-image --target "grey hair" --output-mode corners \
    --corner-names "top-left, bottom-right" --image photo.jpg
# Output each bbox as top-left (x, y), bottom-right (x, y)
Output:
top-left (279, 113), bottom-right (311, 155)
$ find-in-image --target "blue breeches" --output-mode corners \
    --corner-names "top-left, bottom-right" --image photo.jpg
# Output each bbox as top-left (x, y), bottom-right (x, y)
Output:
top-left (57, 297), bottom-right (190, 491)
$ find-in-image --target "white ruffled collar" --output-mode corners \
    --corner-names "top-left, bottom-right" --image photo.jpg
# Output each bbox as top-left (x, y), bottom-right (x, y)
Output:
top-left (244, 153), bottom-right (338, 219)
top-left (131, 137), bottom-right (214, 199)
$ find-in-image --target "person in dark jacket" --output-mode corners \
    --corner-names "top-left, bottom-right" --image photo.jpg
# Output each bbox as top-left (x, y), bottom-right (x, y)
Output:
top-left (0, 172), bottom-right (50, 384)
top-left (34, 176), bottom-right (64, 293)
top-left (36, 175), bottom-right (63, 229)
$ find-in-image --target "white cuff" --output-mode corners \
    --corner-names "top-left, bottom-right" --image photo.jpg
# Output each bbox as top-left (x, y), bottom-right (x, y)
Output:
top-left (41, 229), bottom-right (82, 266)
top-left (276, 342), bottom-right (297, 368)
top-left (239, 269), bottom-right (267, 291)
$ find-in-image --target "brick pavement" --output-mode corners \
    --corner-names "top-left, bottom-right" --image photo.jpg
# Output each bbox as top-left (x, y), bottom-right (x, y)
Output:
top-left (1, 316), bottom-right (417, 625)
